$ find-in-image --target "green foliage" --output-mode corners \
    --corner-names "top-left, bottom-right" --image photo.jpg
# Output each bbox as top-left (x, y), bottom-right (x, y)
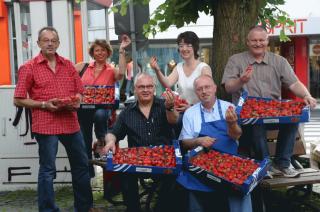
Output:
top-left (111, 0), bottom-right (292, 42)
top-left (77, 0), bottom-right (293, 42)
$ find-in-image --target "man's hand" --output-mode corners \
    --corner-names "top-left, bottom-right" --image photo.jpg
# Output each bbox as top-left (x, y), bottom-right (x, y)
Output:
top-left (45, 98), bottom-right (60, 112)
top-left (163, 89), bottom-right (175, 110)
top-left (119, 34), bottom-right (131, 50)
top-left (304, 95), bottom-right (317, 109)
top-left (196, 136), bottom-right (216, 148)
top-left (225, 105), bottom-right (238, 124)
top-left (101, 133), bottom-right (117, 156)
top-left (150, 56), bottom-right (161, 72)
top-left (240, 64), bottom-right (254, 84)
top-left (175, 102), bottom-right (190, 113)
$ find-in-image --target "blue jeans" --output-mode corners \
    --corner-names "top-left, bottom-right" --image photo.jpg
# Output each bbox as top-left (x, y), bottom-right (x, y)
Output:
top-left (240, 123), bottom-right (299, 168)
top-left (78, 109), bottom-right (111, 177)
top-left (35, 131), bottom-right (93, 212)
top-left (189, 190), bottom-right (252, 212)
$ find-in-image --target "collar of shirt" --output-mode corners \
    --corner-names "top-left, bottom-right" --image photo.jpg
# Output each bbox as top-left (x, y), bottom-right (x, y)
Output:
top-left (247, 51), bottom-right (269, 65)
top-left (200, 100), bottom-right (217, 114)
top-left (88, 61), bottom-right (107, 69)
top-left (35, 52), bottom-right (66, 65)
top-left (130, 97), bottom-right (162, 111)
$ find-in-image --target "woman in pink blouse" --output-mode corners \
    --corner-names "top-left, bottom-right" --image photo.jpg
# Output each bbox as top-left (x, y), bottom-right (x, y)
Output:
top-left (75, 36), bottom-right (131, 177)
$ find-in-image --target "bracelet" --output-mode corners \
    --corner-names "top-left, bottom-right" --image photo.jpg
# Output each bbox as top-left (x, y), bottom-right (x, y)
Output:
top-left (303, 93), bottom-right (311, 98)
top-left (166, 107), bottom-right (174, 112)
top-left (119, 49), bottom-right (126, 55)
top-left (41, 101), bottom-right (46, 109)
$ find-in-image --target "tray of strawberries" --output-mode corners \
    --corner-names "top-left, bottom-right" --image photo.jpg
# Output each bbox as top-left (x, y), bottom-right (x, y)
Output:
top-left (106, 140), bottom-right (182, 175)
top-left (53, 95), bottom-right (80, 109)
top-left (236, 91), bottom-right (310, 125)
top-left (187, 146), bottom-right (270, 195)
top-left (80, 85), bottom-right (119, 109)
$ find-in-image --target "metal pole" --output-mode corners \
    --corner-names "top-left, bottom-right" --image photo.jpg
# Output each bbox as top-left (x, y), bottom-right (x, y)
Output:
top-left (80, 0), bottom-right (89, 62)
top-left (105, 8), bottom-right (110, 41)
top-left (129, 1), bottom-right (138, 75)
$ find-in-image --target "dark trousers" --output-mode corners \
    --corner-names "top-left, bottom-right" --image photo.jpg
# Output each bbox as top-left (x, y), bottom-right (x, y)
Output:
top-left (239, 123), bottom-right (299, 168)
top-left (119, 173), bottom-right (184, 212)
top-left (78, 109), bottom-right (111, 177)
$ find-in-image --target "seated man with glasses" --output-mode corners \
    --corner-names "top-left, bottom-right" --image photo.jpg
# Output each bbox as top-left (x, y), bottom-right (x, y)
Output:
top-left (102, 72), bottom-right (180, 212)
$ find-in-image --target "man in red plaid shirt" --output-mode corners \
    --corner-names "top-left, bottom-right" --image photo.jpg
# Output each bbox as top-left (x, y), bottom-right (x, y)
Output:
top-left (14, 26), bottom-right (93, 212)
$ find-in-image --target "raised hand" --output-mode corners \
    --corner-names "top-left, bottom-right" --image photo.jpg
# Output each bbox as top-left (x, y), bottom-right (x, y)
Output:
top-left (240, 64), bottom-right (254, 84)
top-left (119, 34), bottom-right (131, 50)
top-left (225, 105), bottom-right (238, 124)
top-left (150, 56), bottom-right (160, 71)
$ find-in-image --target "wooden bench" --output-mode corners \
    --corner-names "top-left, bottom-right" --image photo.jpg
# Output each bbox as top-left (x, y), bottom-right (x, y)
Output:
top-left (260, 168), bottom-right (320, 190)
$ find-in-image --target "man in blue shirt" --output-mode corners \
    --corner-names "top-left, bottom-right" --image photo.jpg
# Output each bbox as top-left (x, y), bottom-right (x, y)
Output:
top-left (178, 74), bottom-right (252, 212)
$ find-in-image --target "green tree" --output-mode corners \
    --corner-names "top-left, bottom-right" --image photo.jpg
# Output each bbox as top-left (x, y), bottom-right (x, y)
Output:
top-left (110, 0), bottom-right (292, 99)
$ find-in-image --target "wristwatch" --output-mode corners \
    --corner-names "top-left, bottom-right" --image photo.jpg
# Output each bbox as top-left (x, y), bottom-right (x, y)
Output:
top-left (166, 107), bottom-right (174, 112)
top-left (41, 101), bottom-right (46, 109)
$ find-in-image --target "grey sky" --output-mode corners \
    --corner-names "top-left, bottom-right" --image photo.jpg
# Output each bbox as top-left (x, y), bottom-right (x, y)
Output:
top-left (280, 0), bottom-right (320, 17)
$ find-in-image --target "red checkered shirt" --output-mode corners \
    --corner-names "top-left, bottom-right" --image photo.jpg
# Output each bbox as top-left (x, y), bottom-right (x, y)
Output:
top-left (14, 52), bottom-right (84, 134)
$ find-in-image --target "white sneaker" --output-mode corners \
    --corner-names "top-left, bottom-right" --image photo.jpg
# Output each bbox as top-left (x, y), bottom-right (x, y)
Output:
top-left (270, 164), bottom-right (300, 178)
top-left (269, 165), bottom-right (283, 176)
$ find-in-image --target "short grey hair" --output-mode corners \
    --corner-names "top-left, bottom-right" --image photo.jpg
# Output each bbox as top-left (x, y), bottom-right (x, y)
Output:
top-left (38, 26), bottom-right (59, 41)
top-left (193, 74), bottom-right (215, 89)
top-left (134, 72), bottom-right (156, 86)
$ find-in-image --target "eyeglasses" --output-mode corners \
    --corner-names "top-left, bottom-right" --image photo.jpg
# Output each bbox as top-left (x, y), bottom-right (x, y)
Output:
top-left (178, 43), bottom-right (193, 49)
top-left (136, 84), bottom-right (154, 90)
top-left (196, 85), bottom-right (212, 92)
top-left (40, 39), bottom-right (59, 44)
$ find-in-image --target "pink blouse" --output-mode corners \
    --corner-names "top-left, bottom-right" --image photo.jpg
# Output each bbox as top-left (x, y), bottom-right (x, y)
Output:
top-left (81, 62), bottom-right (116, 86)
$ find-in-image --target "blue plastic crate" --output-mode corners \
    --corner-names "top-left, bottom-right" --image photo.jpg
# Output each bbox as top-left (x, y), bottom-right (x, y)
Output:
top-left (106, 140), bottom-right (182, 175)
top-left (186, 146), bottom-right (271, 195)
top-left (236, 91), bottom-right (310, 125)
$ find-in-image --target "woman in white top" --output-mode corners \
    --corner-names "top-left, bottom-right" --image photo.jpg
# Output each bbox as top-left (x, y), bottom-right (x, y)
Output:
top-left (150, 31), bottom-right (212, 113)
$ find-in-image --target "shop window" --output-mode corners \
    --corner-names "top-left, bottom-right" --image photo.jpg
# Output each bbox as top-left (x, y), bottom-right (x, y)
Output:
top-left (309, 40), bottom-right (320, 99)
top-left (87, 2), bottom-right (107, 42)
top-left (20, 3), bottom-right (32, 63)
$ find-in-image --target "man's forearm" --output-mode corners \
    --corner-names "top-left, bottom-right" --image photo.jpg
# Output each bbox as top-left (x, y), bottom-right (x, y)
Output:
top-left (289, 81), bottom-right (312, 98)
top-left (14, 98), bottom-right (43, 109)
top-left (166, 109), bottom-right (179, 124)
top-left (181, 138), bottom-right (200, 150)
top-left (227, 122), bottom-right (242, 140)
top-left (224, 78), bottom-right (244, 94)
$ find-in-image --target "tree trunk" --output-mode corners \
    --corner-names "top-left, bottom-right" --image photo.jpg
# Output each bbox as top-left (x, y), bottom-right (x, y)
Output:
top-left (212, 0), bottom-right (265, 101)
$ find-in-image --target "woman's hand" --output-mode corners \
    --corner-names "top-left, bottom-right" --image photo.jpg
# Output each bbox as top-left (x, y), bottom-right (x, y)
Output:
top-left (119, 34), bottom-right (131, 50)
top-left (150, 56), bottom-right (161, 71)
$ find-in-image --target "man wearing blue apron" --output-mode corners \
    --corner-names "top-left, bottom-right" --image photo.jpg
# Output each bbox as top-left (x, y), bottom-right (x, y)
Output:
top-left (177, 75), bottom-right (252, 212)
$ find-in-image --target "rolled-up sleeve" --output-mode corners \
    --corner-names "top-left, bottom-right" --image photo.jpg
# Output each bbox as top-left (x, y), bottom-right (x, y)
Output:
top-left (14, 64), bottom-right (33, 99)
top-left (179, 110), bottom-right (196, 140)
top-left (222, 56), bottom-right (240, 85)
top-left (111, 111), bottom-right (127, 141)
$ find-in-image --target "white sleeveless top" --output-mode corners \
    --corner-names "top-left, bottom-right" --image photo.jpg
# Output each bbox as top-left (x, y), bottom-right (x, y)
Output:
top-left (176, 62), bottom-right (210, 104)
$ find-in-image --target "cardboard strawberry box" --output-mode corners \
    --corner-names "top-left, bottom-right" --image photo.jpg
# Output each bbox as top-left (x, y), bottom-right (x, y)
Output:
top-left (186, 146), bottom-right (270, 195)
top-left (106, 140), bottom-right (182, 175)
top-left (236, 91), bottom-right (310, 125)
top-left (80, 85), bottom-right (119, 109)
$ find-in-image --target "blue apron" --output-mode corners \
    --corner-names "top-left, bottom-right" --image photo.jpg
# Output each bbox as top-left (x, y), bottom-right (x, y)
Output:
top-left (177, 100), bottom-right (238, 192)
